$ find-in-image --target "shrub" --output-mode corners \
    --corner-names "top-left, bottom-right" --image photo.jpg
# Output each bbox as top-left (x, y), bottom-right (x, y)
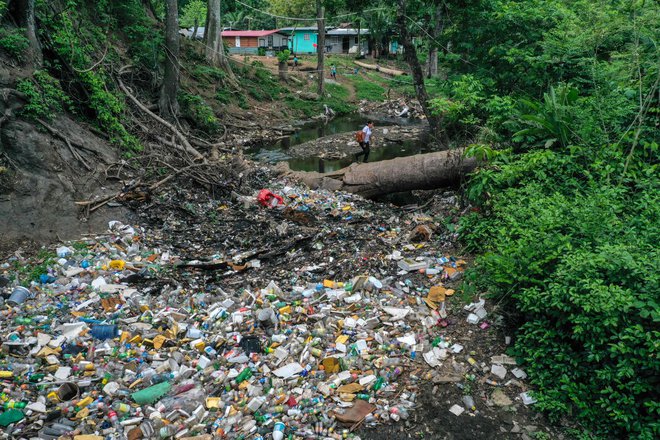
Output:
top-left (178, 92), bottom-right (219, 133)
top-left (0, 27), bottom-right (29, 60)
top-left (16, 70), bottom-right (73, 120)
top-left (459, 143), bottom-right (660, 438)
top-left (276, 49), bottom-right (290, 63)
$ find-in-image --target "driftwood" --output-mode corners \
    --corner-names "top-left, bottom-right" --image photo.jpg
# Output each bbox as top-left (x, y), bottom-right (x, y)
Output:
top-left (284, 149), bottom-right (476, 198)
top-left (354, 61), bottom-right (406, 76)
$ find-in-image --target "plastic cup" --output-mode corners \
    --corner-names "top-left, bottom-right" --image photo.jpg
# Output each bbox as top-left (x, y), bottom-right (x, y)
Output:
top-left (7, 286), bottom-right (31, 306)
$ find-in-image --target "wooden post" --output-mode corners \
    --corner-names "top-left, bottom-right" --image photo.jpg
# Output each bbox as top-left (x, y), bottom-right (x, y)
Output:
top-left (317, 0), bottom-right (325, 96)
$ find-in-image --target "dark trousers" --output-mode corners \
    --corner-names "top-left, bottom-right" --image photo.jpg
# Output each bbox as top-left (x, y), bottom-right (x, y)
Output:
top-left (356, 142), bottom-right (370, 162)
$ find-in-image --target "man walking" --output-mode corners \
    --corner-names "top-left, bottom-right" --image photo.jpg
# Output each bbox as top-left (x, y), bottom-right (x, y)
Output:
top-left (355, 121), bottom-right (374, 163)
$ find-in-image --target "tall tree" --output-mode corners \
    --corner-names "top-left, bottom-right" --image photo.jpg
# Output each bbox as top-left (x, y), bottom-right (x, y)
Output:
top-left (205, 0), bottom-right (237, 82)
top-left (316, 0), bottom-right (325, 95)
top-left (396, 0), bottom-right (441, 138)
top-left (160, 0), bottom-right (180, 118)
top-left (8, 0), bottom-right (42, 66)
top-left (427, 1), bottom-right (442, 77)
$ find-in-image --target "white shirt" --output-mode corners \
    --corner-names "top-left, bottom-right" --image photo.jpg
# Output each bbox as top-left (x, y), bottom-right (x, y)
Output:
top-left (362, 125), bottom-right (372, 143)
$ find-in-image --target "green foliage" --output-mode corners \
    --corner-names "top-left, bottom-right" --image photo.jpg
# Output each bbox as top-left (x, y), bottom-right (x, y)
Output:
top-left (429, 74), bottom-right (487, 136)
top-left (276, 49), bottom-right (290, 64)
top-left (35, 0), bottom-right (142, 153)
top-left (107, 0), bottom-right (163, 70)
top-left (0, 27), bottom-right (29, 60)
top-left (180, 0), bottom-right (206, 28)
top-left (80, 70), bottom-right (142, 153)
top-left (192, 65), bottom-right (226, 83)
top-left (353, 76), bottom-right (386, 101)
top-left (178, 92), bottom-right (219, 133)
top-left (512, 84), bottom-right (580, 149)
top-left (460, 139), bottom-right (659, 437)
top-left (257, 47), bottom-right (266, 56)
top-left (16, 70), bottom-right (73, 120)
top-left (284, 83), bottom-right (355, 117)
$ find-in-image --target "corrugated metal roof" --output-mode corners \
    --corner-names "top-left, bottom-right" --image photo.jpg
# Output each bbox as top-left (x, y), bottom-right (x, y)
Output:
top-left (326, 28), bottom-right (370, 36)
top-left (221, 30), bottom-right (284, 37)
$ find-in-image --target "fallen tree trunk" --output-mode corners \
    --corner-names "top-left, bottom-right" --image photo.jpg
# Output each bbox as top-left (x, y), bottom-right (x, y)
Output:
top-left (354, 61), bottom-right (406, 76)
top-left (284, 149), bottom-right (476, 198)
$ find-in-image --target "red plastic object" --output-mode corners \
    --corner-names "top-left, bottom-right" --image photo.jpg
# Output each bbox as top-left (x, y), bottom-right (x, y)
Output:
top-left (257, 189), bottom-right (284, 208)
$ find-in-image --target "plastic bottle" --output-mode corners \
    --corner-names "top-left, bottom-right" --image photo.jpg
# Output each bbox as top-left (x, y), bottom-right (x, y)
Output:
top-left (462, 395), bottom-right (476, 411)
top-left (372, 376), bottom-right (385, 391)
top-left (113, 401), bottom-right (132, 413)
top-left (272, 422), bottom-right (286, 440)
top-left (235, 367), bottom-right (253, 383)
top-left (3, 401), bottom-right (26, 409)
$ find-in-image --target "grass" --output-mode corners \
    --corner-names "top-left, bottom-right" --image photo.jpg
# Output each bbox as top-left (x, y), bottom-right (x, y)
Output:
top-left (353, 76), bottom-right (387, 101)
top-left (285, 82), bottom-right (356, 117)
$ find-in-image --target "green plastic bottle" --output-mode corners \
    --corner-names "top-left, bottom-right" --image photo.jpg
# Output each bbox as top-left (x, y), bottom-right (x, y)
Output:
top-left (235, 367), bottom-right (252, 383)
top-left (373, 376), bottom-right (384, 391)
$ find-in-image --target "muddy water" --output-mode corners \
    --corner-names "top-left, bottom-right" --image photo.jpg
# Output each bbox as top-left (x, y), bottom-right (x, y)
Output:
top-left (248, 114), bottom-right (429, 172)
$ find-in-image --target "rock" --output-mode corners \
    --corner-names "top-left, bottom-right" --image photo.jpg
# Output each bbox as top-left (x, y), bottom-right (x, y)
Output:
top-left (492, 389), bottom-right (513, 407)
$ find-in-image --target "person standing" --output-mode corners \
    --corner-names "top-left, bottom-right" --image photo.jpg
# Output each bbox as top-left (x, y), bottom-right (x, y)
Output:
top-left (355, 121), bottom-right (374, 163)
top-left (293, 55), bottom-right (299, 69)
top-left (330, 64), bottom-right (337, 80)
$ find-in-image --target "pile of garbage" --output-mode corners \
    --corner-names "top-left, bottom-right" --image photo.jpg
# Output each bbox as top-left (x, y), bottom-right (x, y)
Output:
top-left (0, 180), bottom-right (536, 439)
top-left (358, 100), bottom-right (425, 120)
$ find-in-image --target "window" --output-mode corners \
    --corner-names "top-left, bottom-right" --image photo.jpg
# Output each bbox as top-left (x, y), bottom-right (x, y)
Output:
top-left (354, 37), bottom-right (359, 44)
top-left (235, 36), bottom-right (241, 47)
top-left (267, 35), bottom-right (273, 47)
top-left (304, 34), bottom-right (310, 41)
top-left (259, 38), bottom-right (266, 47)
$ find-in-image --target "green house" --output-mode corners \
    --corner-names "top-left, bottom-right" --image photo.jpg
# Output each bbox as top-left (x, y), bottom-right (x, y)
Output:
top-left (280, 27), bottom-right (325, 55)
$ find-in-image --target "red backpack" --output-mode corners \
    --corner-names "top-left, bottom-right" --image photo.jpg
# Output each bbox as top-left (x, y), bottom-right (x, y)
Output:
top-left (355, 130), bottom-right (365, 143)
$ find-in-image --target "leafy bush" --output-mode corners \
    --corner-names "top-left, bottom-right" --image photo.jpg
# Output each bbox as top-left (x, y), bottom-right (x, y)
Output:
top-left (459, 142), bottom-right (660, 438)
top-left (178, 92), bottom-right (219, 133)
top-left (0, 27), bottom-right (29, 60)
top-left (16, 70), bottom-right (73, 120)
top-left (276, 49), bottom-right (290, 63)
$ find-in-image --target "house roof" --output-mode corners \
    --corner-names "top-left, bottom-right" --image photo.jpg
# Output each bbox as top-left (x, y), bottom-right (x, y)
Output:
top-left (278, 26), bottom-right (329, 34)
top-left (326, 28), bottom-right (370, 36)
top-left (221, 30), bottom-right (284, 37)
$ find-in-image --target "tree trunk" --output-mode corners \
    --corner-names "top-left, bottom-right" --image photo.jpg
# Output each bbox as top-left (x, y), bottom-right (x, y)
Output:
top-left (316, 0), bottom-right (325, 96)
top-left (427, 1), bottom-right (442, 78)
top-left (356, 19), bottom-right (361, 57)
top-left (159, 0), bottom-right (180, 119)
top-left (278, 61), bottom-right (288, 82)
top-left (285, 149), bottom-right (476, 198)
top-left (192, 17), bottom-right (199, 40)
top-left (397, 0), bottom-right (442, 139)
top-left (206, 0), bottom-right (237, 83)
top-left (10, 0), bottom-right (42, 66)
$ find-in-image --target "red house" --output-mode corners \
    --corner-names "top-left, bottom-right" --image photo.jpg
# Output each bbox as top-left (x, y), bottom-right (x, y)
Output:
top-left (221, 30), bottom-right (289, 54)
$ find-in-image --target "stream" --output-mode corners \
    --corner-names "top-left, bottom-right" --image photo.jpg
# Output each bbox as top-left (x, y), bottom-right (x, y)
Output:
top-left (247, 113), bottom-right (430, 173)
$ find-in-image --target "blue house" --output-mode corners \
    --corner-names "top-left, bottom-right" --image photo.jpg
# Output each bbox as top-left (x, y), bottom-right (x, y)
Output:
top-left (279, 26), bottom-right (328, 54)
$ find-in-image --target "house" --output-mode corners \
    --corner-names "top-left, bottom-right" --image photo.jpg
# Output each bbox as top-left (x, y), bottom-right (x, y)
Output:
top-left (220, 30), bottom-right (289, 54)
top-left (325, 28), bottom-right (370, 55)
top-left (279, 27), bottom-right (326, 55)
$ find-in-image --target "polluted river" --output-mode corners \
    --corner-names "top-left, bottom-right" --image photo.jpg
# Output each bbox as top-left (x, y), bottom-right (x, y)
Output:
top-left (0, 112), bottom-right (557, 440)
top-left (247, 114), bottom-right (431, 173)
